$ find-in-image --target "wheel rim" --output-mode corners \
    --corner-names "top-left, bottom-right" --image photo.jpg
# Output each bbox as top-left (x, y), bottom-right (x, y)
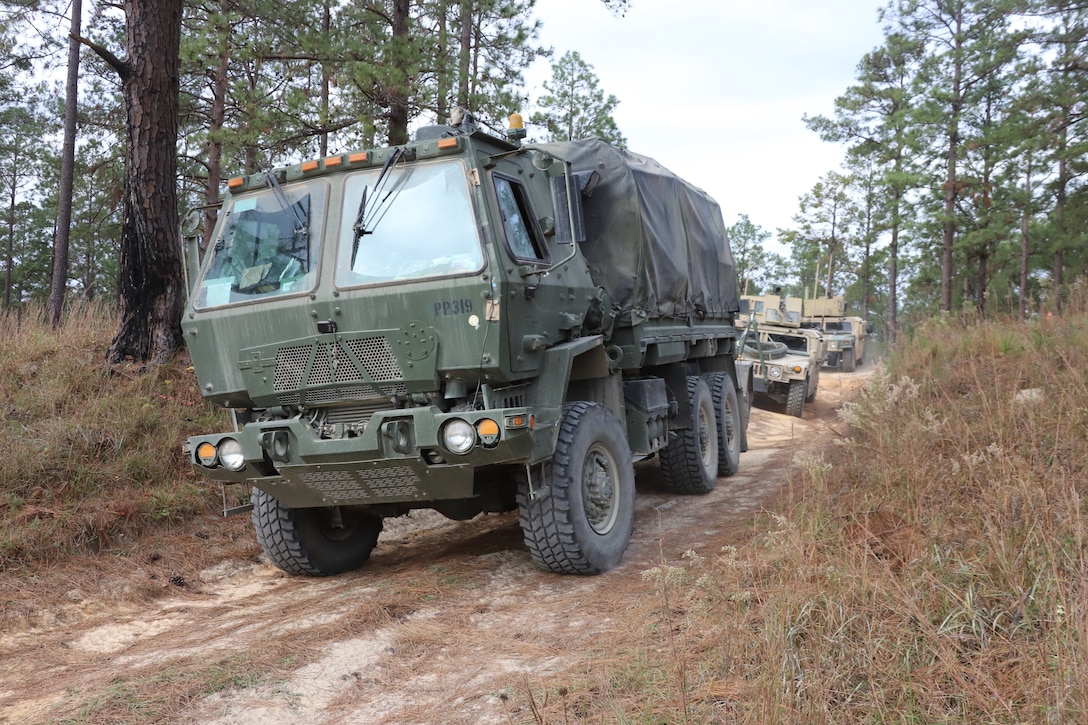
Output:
top-left (698, 400), bottom-right (715, 469)
top-left (582, 442), bottom-right (619, 535)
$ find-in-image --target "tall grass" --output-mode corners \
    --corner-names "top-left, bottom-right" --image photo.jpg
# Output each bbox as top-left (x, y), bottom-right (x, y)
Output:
top-left (534, 296), bottom-right (1088, 723)
top-left (0, 305), bottom-right (229, 570)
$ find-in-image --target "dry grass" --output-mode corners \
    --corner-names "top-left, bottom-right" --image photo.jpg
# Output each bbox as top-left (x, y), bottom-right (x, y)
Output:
top-left (0, 305), bottom-right (230, 600)
top-left (513, 294), bottom-right (1088, 723)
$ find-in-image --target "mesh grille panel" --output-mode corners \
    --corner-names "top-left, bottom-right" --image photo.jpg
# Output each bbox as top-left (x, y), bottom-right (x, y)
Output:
top-left (310, 344), bottom-right (334, 386)
top-left (274, 346), bottom-right (310, 391)
top-left (293, 466), bottom-right (421, 501)
top-left (348, 338), bottom-right (403, 381)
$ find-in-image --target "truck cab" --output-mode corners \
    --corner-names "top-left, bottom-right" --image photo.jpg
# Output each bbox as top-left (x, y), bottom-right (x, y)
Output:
top-left (183, 115), bottom-right (748, 577)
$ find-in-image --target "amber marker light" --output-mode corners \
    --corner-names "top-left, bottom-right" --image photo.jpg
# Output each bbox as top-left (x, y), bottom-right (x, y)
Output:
top-left (348, 152), bottom-right (369, 164)
top-left (227, 177), bottom-right (244, 190)
top-left (196, 442), bottom-right (218, 467)
top-left (437, 137), bottom-right (459, 150)
top-left (301, 160), bottom-right (319, 172)
top-left (504, 413), bottom-right (528, 429)
top-left (325, 155), bottom-right (343, 168)
top-left (476, 418), bottom-right (500, 447)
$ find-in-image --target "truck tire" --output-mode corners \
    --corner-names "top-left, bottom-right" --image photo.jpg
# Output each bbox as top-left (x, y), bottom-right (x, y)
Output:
top-left (786, 378), bottom-right (806, 418)
top-left (517, 402), bottom-right (635, 574)
top-left (842, 348), bottom-right (856, 372)
top-left (660, 376), bottom-right (719, 494)
top-left (251, 488), bottom-right (383, 576)
top-left (702, 372), bottom-right (741, 477)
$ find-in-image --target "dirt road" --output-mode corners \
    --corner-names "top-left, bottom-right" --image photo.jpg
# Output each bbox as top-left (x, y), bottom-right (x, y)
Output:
top-left (0, 369), bottom-right (868, 724)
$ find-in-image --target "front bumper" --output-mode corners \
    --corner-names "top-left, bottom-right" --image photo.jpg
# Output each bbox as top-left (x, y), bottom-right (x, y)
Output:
top-left (186, 405), bottom-right (553, 507)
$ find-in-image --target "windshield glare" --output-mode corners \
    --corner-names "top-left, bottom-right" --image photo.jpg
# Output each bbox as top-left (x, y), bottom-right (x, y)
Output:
top-left (195, 180), bottom-right (326, 308)
top-left (336, 160), bottom-right (483, 286)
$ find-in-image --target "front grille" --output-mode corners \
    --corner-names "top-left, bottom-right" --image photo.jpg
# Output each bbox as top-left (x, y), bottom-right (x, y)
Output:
top-left (274, 346), bottom-right (310, 391)
top-left (347, 337), bottom-right (403, 381)
top-left (269, 335), bottom-right (407, 400)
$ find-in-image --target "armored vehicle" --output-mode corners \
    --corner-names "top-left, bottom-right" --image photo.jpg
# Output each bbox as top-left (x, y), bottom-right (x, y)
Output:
top-left (802, 297), bottom-right (869, 372)
top-left (182, 114), bottom-right (750, 577)
top-left (737, 320), bottom-right (823, 418)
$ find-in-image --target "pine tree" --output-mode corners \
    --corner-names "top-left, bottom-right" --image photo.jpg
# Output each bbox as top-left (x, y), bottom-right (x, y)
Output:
top-left (530, 50), bottom-right (625, 145)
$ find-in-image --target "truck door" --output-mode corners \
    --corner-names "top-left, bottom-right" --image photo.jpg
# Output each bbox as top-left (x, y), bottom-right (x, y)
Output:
top-left (490, 167), bottom-right (571, 373)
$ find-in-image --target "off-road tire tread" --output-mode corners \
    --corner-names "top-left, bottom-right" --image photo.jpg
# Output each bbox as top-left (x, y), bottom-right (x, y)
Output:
top-left (659, 376), bottom-right (718, 494)
top-left (251, 488), bottom-right (381, 576)
top-left (786, 378), bottom-right (806, 418)
top-left (517, 402), bottom-right (634, 575)
top-left (702, 372), bottom-right (741, 477)
top-left (842, 348), bottom-right (856, 372)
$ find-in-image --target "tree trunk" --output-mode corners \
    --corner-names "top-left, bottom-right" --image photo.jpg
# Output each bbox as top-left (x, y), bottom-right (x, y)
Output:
top-left (47, 0), bottom-right (83, 326)
top-left (106, 0), bottom-right (185, 365)
top-left (941, 5), bottom-right (964, 315)
top-left (203, 23), bottom-right (230, 251)
top-left (385, 0), bottom-right (411, 145)
top-left (4, 172), bottom-right (15, 310)
top-left (457, 0), bottom-right (472, 108)
top-left (1020, 164), bottom-right (1031, 319)
top-left (319, 2), bottom-right (331, 157)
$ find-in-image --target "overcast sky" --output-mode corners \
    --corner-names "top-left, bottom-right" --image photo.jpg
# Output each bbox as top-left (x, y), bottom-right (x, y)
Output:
top-left (525, 0), bottom-right (889, 248)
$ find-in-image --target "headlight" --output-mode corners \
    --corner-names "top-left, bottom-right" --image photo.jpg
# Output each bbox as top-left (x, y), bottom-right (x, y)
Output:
top-left (828, 341), bottom-right (839, 350)
top-left (218, 438), bottom-right (246, 471)
top-left (441, 419), bottom-right (476, 455)
top-left (769, 366), bottom-right (783, 379)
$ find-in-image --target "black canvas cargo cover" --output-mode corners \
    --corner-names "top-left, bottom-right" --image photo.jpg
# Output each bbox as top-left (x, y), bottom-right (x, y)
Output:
top-left (534, 138), bottom-right (739, 326)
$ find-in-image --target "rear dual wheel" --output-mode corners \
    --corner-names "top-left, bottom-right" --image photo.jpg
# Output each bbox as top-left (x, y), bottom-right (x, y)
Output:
top-left (660, 376), bottom-right (723, 494)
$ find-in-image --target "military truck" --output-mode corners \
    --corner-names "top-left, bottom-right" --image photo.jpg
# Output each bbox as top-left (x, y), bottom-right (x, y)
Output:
top-left (181, 113), bottom-right (750, 577)
top-left (803, 297), bottom-right (869, 372)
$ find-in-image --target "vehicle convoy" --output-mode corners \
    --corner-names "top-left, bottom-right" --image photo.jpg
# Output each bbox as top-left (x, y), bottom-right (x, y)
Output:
top-left (802, 297), bottom-right (869, 372)
top-left (181, 112), bottom-right (751, 577)
top-left (738, 295), bottom-right (825, 418)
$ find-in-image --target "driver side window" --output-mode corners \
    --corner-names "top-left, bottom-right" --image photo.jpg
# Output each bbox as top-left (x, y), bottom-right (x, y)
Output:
top-left (494, 176), bottom-right (546, 262)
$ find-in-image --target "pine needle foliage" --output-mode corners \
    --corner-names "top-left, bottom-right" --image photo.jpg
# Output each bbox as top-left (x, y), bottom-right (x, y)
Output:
top-left (0, 304), bottom-right (228, 570)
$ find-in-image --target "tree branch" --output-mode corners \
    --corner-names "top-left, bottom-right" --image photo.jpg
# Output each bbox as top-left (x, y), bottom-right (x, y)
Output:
top-left (73, 32), bottom-right (129, 80)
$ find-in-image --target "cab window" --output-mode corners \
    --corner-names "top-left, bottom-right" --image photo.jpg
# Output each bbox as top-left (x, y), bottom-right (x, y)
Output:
top-left (494, 176), bottom-right (546, 262)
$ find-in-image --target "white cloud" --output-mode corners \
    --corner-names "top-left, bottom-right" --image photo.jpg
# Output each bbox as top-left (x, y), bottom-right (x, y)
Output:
top-left (526, 0), bottom-right (888, 248)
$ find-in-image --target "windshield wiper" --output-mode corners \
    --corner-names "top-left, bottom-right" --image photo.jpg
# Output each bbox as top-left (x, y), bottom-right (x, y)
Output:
top-left (350, 147), bottom-right (405, 268)
top-left (350, 186), bottom-right (369, 268)
top-left (266, 171), bottom-right (310, 269)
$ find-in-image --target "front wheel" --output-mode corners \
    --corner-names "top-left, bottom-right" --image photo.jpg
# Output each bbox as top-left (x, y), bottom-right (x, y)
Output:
top-left (786, 378), bottom-right (806, 418)
top-left (517, 402), bottom-right (635, 574)
top-left (251, 488), bottom-right (383, 576)
top-left (660, 376), bottom-right (719, 494)
top-left (842, 348), bottom-right (856, 372)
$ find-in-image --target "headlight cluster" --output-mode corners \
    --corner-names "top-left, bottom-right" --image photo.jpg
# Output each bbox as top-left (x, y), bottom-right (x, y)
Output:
top-left (828, 341), bottom-right (840, 350)
top-left (195, 438), bottom-right (246, 471)
top-left (440, 417), bottom-right (501, 455)
top-left (768, 366), bottom-right (783, 379)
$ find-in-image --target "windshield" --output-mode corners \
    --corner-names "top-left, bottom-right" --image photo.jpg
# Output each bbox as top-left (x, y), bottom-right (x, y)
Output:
top-left (336, 160), bottom-right (483, 286)
top-left (194, 180), bottom-right (327, 308)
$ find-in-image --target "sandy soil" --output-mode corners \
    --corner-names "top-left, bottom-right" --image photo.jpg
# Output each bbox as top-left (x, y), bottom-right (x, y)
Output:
top-left (0, 367), bottom-right (871, 725)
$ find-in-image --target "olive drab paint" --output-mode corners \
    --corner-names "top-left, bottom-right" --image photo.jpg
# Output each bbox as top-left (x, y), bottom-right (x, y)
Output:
top-left (182, 114), bottom-right (751, 576)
